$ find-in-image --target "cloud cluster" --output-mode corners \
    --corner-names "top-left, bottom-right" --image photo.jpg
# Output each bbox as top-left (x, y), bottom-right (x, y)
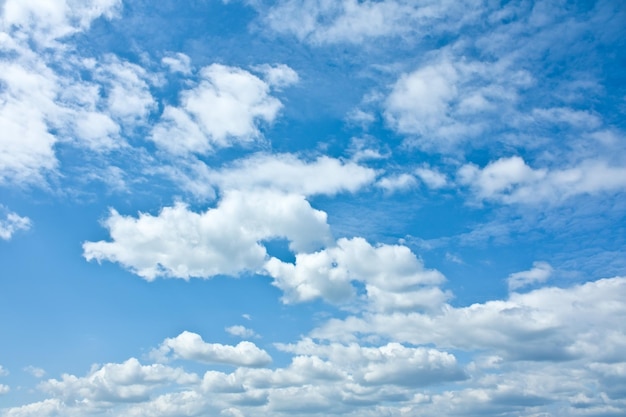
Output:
top-left (4, 276), bottom-right (625, 416)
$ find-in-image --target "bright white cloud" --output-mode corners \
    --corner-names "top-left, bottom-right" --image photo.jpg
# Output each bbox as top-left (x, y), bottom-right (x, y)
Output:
top-left (225, 325), bottom-right (258, 339)
top-left (83, 190), bottom-right (331, 280)
top-left (507, 261), bottom-right (553, 291)
top-left (150, 64), bottom-right (289, 154)
top-left (41, 358), bottom-right (198, 403)
top-left (0, 207), bottom-right (31, 240)
top-left (458, 156), bottom-right (626, 204)
top-left (313, 277), bottom-right (626, 362)
top-left (265, 237), bottom-right (447, 309)
top-left (152, 331), bottom-right (271, 367)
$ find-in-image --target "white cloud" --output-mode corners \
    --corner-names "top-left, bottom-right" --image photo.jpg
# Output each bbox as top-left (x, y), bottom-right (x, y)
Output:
top-left (252, 63), bottom-right (299, 89)
top-left (458, 156), bottom-right (626, 204)
top-left (1, 0), bottom-right (121, 46)
top-left (210, 153), bottom-right (377, 196)
top-left (150, 64), bottom-right (288, 154)
top-left (0, 384), bottom-right (9, 395)
top-left (0, 207), bottom-right (31, 240)
top-left (0, 365), bottom-right (8, 376)
top-left (507, 261), bottom-right (553, 291)
top-left (226, 325), bottom-right (258, 339)
top-left (263, 0), bottom-right (482, 44)
top-left (385, 58), bottom-right (459, 137)
top-left (375, 173), bottom-right (417, 193)
top-left (415, 166), bottom-right (448, 189)
top-left (276, 340), bottom-right (465, 387)
top-left (3, 399), bottom-right (67, 417)
top-left (162, 53), bottom-right (192, 75)
top-left (94, 55), bottom-right (156, 123)
top-left (152, 331), bottom-right (271, 367)
top-left (23, 366), bottom-right (46, 378)
top-left (83, 190), bottom-right (331, 280)
top-left (383, 54), bottom-right (533, 151)
top-left (41, 358), bottom-right (198, 403)
top-left (265, 237), bottom-right (447, 309)
top-left (313, 277), bottom-right (626, 362)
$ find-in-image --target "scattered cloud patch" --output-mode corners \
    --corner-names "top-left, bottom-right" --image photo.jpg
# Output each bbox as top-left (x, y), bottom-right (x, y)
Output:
top-left (23, 366), bottom-right (46, 378)
top-left (226, 325), bottom-right (258, 339)
top-left (0, 207), bottom-right (31, 240)
top-left (507, 261), bottom-right (553, 291)
top-left (458, 156), bottom-right (626, 204)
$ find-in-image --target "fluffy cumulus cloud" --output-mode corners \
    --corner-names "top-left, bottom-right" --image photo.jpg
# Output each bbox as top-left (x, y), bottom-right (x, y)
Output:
top-left (150, 64), bottom-right (290, 155)
top-left (0, 207), bottom-right (31, 240)
top-left (312, 277), bottom-right (626, 362)
top-left (151, 331), bottom-right (271, 367)
top-left (3, 278), bottom-right (626, 416)
top-left (458, 156), bottom-right (626, 204)
top-left (40, 358), bottom-right (198, 404)
top-left (83, 190), bottom-right (331, 280)
top-left (265, 237), bottom-right (448, 309)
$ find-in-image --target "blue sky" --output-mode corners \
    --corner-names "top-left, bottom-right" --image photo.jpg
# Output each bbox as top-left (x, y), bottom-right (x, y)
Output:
top-left (1, 0), bottom-right (625, 415)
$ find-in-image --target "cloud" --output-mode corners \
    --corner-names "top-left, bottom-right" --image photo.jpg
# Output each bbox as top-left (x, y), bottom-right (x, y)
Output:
top-left (0, 365), bottom-right (8, 376)
top-left (252, 64), bottom-right (299, 89)
top-left (265, 237), bottom-right (448, 309)
top-left (225, 325), bottom-right (258, 339)
top-left (313, 277), bottom-right (626, 362)
top-left (415, 166), bottom-right (448, 189)
top-left (375, 173), bottom-right (417, 193)
top-left (161, 53), bottom-right (192, 75)
top-left (150, 64), bottom-right (290, 155)
top-left (41, 358), bottom-right (198, 403)
top-left (507, 261), bottom-right (553, 291)
top-left (23, 366), bottom-right (46, 378)
top-left (0, 384), bottom-right (8, 395)
top-left (83, 190), bottom-right (331, 280)
top-left (276, 340), bottom-right (466, 387)
top-left (262, 0), bottom-right (483, 44)
top-left (151, 331), bottom-right (271, 367)
top-left (209, 153), bottom-right (377, 196)
top-left (458, 156), bottom-right (626, 204)
top-left (0, 207), bottom-right (31, 240)
top-left (1, 0), bottom-right (122, 46)
top-left (383, 54), bottom-right (532, 151)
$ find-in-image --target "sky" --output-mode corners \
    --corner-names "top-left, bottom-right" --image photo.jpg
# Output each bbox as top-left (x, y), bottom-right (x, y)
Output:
top-left (0, 0), bottom-right (625, 416)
